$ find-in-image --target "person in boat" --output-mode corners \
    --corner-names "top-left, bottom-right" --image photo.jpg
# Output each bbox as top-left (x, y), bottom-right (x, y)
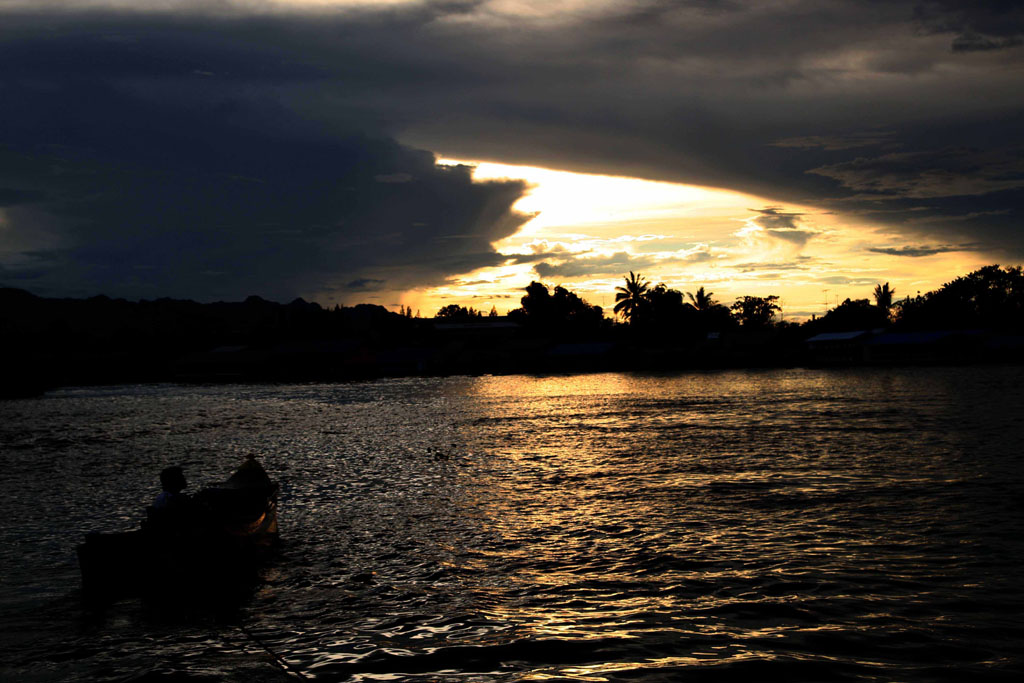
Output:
top-left (147, 465), bottom-right (205, 539)
top-left (153, 466), bottom-right (189, 511)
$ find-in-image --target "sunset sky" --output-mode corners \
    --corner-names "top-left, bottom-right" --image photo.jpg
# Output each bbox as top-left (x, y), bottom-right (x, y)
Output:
top-left (1, 1), bottom-right (1021, 320)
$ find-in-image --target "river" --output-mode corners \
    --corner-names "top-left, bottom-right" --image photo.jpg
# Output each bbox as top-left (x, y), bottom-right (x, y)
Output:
top-left (2, 367), bottom-right (1023, 681)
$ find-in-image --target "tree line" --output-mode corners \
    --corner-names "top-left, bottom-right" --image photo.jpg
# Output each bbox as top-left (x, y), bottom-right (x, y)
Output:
top-left (439, 264), bottom-right (1024, 336)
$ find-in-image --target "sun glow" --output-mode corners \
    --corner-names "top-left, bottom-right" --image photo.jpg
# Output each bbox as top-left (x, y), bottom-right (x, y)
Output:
top-left (394, 159), bottom-right (991, 321)
top-left (451, 161), bottom-right (751, 235)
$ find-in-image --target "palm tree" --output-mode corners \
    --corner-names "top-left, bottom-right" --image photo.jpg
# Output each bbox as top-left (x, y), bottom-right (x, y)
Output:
top-left (614, 271), bottom-right (650, 323)
top-left (873, 282), bottom-right (895, 311)
top-left (687, 286), bottom-right (717, 311)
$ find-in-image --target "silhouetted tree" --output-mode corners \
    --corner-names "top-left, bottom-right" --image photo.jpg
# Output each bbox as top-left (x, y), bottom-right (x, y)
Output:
top-left (686, 286), bottom-right (733, 333)
top-left (517, 281), bottom-right (553, 324)
top-left (895, 264), bottom-right (1024, 331)
top-left (435, 304), bottom-right (482, 321)
top-left (873, 282), bottom-right (895, 312)
top-left (614, 271), bottom-right (650, 324)
top-left (817, 297), bottom-right (888, 331)
top-left (645, 283), bottom-right (700, 337)
top-left (509, 281), bottom-right (605, 335)
top-left (731, 295), bottom-right (781, 329)
top-left (687, 286), bottom-right (716, 311)
top-left (552, 285), bottom-right (604, 330)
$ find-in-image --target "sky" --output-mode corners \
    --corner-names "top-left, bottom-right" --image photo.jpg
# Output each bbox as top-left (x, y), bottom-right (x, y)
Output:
top-left (1, 1), bottom-right (1022, 320)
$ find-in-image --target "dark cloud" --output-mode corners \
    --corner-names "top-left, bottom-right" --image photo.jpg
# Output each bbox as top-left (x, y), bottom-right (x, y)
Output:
top-left (504, 243), bottom-right (583, 265)
top-left (868, 244), bottom-right (973, 257)
top-left (682, 248), bottom-right (715, 263)
top-left (764, 229), bottom-right (818, 247)
top-left (374, 173), bottom-right (415, 184)
top-left (817, 275), bottom-right (883, 286)
top-left (345, 278), bottom-right (387, 292)
top-left (751, 208), bottom-right (819, 247)
top-left (0, 25), bottom-right (529, 301)
top-left (0, 188), bottom-right (46, 206)
top-left (951, 32), bottom-right (1023, 52)
top-left (770, 132), bottom-right (897, 151)
top-left (914, 0), bottom-right (1024, 52)
top-left (506, 252), bottom-right (565, 265)
top-left (752, 207), bottom-right (806, 231)
top-left (734, 258), bottom-right (815, 273)
top-left (534, 252), bottom-right (659, 279)
top-left (810, 148), bottom-right (1024, 199)
top-left (530, 242), bottom-right (713, 278)
top-left (1, 0), bottom-right (1023, 301)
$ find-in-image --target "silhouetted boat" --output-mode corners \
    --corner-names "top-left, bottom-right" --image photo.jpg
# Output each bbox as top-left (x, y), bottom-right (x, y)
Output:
top-left (76, 456), bottom-right (279, 601)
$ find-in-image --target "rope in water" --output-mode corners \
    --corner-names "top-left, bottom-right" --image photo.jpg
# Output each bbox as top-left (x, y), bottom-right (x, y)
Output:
top-left (234, 624), bottom-right (311, 681)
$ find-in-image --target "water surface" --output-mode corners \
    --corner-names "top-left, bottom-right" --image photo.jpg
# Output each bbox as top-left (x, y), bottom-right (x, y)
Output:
top-left (2, 368), bottom-right (1023, 681)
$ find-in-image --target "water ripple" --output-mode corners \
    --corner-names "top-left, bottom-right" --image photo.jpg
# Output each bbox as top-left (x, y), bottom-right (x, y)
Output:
top-left (2, 368), bottom-right (1024, 680)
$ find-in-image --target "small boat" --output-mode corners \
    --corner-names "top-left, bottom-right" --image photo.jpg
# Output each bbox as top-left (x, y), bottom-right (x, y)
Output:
top-left (77, 455), bottom-right (279, 601)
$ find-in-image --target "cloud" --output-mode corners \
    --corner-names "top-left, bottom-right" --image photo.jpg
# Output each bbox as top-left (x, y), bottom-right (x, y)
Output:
top-left (751, 207), bottom-right (805, 231)
top-left (816, 275), bottom-right (881, 286)
top-left (534, 251), bottom-right (659, 279)
top-left (374, 173), bottom-right (414, 184)
top-left (810, 148), bottom-right (1024, 199)
top-left (2, 0), bottom-right (1024, 302)
top-left (530, 242), bottom-right (717, 279)
top-left (746, 208), bottom-right (820, 248)
top-left (0, 58), bottom-right (529, 301)
top-left (506, 252), bottom-right (569, 265)
top-left (914, 0), bottom-right (1024, 52)
top-left (868, 244), bottom-right (974, 257)
top-left (680, 246), bottom-right (715, 263)
top-left (345, 278), bottom-right (386, 291)
top-left (734, 258), bottom-right (815, 273)
top-left (770, 132), bottom-right (897, 151)
top-left (0, 188), bottom-right (46, 207)
top-left (502, 240), bottom-right (584, 264)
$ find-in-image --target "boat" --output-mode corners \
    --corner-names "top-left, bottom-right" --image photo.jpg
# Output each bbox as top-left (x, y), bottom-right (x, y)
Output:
top-left (76, 455), bottom-right (279, 601)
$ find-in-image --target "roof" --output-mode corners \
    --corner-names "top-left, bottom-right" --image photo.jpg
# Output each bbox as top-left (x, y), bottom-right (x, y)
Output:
top-left (867, 330), bottom-right (982, 345)
top-left (806, 330), bottom-right (871, 343)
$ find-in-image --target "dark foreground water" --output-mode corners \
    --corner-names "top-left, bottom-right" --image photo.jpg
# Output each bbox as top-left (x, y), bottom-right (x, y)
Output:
top-left (2, 368), bottom-right (1024, 681)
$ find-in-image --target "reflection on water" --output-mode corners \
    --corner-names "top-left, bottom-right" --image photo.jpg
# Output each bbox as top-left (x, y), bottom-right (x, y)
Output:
top-left (2, 368), bottom-right (1024, 681)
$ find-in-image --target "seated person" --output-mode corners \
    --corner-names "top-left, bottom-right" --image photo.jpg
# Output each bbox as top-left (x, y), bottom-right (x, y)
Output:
top-left (153, 466), bottom-right (189, 511)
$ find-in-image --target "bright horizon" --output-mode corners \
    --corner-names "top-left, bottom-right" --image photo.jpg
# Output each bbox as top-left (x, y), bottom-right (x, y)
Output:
top-left (384, 159), bottom-right (993, 322)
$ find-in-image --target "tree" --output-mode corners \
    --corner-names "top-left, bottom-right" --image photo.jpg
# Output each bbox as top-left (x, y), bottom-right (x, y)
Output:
top-left (435, 304), bottom-right (482, 321)
top-left (518, 281), bottom-right (553, 324)
top-left (551, 285), bottom-right (604, 330)
top-left (687, 286), bottom-right (717, 311)
top-left (730, 295), bottom-right (781, 329)
top-left (873, 282), bottom-right (895, 311)
top-left (818, 297), bottom-right (888, 331)
top-left (645, 283), bottom-right (699, 336)
top-left (895, 264), bottom-right (1024, 331)
top-left (509, 281), bottom-right (605, 334)
top-left (687, 285), bottom-right (734, 332)
top-left (614, 271), bottom-right (650, 324)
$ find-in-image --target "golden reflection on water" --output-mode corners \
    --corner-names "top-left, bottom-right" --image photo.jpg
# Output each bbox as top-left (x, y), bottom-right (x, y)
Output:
top-left (437, 369), bottom-right (1011, 678)
top-left (456, 374), bottom-right (715, 649)
top-left (3, 370), bottom-right (1023, 681)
